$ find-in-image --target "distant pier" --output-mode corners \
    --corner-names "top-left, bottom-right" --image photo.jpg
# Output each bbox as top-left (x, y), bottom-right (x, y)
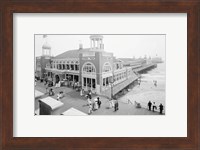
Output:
top-left (133, 63), bottom-right (157, 73)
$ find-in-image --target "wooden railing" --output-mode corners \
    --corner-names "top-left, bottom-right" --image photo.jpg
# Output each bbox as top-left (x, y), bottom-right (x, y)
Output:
top-left (101, 70), bottom-right (139, 98)
top-left (133, 63), bottom-right (156, 72)
top-left (113, 72), bottom-right (139, 95)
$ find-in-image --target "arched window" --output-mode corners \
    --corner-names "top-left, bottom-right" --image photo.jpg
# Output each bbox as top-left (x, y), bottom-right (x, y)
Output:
top-left (62, 64), bottom-right (65, 70)
top-left (75, 61), bottom-right (79, 71)
top-left (103, 62), bottom-right (112, 72)
top-left (82, 62), bottom-right (96, 73)
top-left (70, 61), bottom-right (74, 70)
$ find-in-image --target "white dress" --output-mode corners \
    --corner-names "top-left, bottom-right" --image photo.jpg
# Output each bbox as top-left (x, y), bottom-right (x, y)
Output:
top-left (94, 99), bottom-right (98, 110)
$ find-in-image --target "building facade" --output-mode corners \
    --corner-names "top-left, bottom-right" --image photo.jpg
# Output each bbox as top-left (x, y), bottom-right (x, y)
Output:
top-left (35, 38), bottom-right (52, 79)
top-left (41, 35), bottom-right (136, 95)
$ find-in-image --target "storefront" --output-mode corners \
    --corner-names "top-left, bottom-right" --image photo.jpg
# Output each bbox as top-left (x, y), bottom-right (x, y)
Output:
top-left (81, 62), bottom-right (97, 93)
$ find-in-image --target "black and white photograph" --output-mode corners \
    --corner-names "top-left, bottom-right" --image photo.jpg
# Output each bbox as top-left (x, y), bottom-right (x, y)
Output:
top-left (35, 34), bottom-right (165, 116)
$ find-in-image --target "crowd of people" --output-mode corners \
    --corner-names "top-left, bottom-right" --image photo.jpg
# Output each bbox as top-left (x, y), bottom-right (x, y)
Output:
top-left (86, 91), bottom-right (102, 115)
top-left (85, 91), bottom-right (119, 115)
top-left (148, 101), bottom-right (164, 114)
top-left (36, 77), bottom-right (165, 115)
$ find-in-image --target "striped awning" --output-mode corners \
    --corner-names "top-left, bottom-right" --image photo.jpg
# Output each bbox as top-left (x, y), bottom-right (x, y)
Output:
top-left (45, 68), bottom-right (67, 74)
top-left (45, 68), bottom-right (79, 75)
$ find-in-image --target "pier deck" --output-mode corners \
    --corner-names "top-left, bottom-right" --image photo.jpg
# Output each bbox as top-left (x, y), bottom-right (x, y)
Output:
top-left (101, 63), bottom-right (157, 99)
top-left (133, 63), bottom-right (157, 73)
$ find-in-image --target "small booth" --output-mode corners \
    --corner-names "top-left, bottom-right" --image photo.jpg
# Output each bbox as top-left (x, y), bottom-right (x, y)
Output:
top-left (61, 107), bottom-right (87, 116)
top-left (35, 90), bottom-right (44, 100)
top-left (39, 97), bottom-right (64, 115)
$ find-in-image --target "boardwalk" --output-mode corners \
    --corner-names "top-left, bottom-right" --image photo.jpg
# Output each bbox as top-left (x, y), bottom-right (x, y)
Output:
top-left (35, 82), bottom-right (163, 115)
top-left (133, 63), bottom-right (157, 73)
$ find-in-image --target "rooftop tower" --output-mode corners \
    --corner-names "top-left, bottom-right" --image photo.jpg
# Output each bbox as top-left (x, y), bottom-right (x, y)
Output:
top-left (42, 35), bottom-right (51, 57)
top-left (90, 35), bottom-right (104, 50)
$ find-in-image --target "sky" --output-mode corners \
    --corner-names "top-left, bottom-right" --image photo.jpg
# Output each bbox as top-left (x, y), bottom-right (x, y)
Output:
top-left (35, 34), bottom-right (165, 59)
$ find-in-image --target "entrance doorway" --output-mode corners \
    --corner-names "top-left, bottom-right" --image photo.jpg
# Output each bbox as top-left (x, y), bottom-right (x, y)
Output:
top-left (55, 75), bottom-right (60, 83)
top-left (83, 77), bottom-right (96, 92)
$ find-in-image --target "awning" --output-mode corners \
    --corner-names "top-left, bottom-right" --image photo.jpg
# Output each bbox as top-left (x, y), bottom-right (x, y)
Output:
top-left (45, 68), bottom-right (67, 74)
top-left (45, 68), bottom-right (79, 75)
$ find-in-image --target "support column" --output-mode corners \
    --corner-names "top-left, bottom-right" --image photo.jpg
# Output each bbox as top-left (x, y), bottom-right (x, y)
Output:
top-left (91, 78), bottom-right (93, 90)
top-left (82, 77), bottom-right (83, 88)
top-left (97, 39), bottom-right (99, 48)
top-left (92, 40), bottom-right (94, 49)
top-left (90, 40), bottom-right (92, 49)
top-left (86, 78), bottom-right (87, 91)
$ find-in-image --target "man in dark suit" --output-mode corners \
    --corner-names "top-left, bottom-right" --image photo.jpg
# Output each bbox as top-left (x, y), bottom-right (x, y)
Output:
top-left (148, 101), bottom-right (152, 111)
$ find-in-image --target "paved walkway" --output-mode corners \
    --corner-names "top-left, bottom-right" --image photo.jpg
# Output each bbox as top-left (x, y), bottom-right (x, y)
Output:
top-left (35, 81), bottom-right (163, 115)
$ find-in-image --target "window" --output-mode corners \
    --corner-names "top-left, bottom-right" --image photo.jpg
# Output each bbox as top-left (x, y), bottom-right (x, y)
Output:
top-left (71, 64), bottom-right (74, 70)
top-left (103, 62), bottom-right (112, 72)
top-left (66, 64), bottom-right (70, 70)
top-left (75, 61), bottom-right (79, 71)
top-left (103, 78), bottom-right (105, 86)
top-left (106, 78), bottom-right (109, 85)
top-left (59, 64), bottom-right (62, 70)
top-left (75, 65), bottom-right (79, 71)
top-left (82, 63), bottom-right (96, 73)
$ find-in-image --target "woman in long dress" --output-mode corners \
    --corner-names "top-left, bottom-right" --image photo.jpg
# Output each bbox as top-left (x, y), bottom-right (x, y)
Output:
top-left (88, 99), bottom-right (92, 114)
top-left (94, 98), bottom-right (98, 110)
top-left (109, 99), bottom-right (114, 108)
top-left (80, 88), bottom-right (83, 96)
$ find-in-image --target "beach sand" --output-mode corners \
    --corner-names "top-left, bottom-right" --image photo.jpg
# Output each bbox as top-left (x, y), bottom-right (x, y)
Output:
top-left (118, 78), bottom-right (165, 111)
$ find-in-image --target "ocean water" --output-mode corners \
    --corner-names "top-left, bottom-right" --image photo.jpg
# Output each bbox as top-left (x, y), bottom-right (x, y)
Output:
top-left (119, 63), bottom-right (166, 109)
top-left (141, 63), bottom-right (165, 83)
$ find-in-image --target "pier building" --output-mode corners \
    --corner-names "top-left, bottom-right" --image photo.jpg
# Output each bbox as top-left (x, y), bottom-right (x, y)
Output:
top-left (36, 35), bottom-right (157, 98)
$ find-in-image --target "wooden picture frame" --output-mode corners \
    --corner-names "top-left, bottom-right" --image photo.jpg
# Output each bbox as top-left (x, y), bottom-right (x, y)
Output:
top-left (0, 0), bottom-right (199, 149)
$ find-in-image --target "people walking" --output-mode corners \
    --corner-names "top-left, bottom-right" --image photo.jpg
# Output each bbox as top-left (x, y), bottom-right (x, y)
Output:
top-left (80, 88), bottom-right (83, 96)
top-left (114, 100), bottom-right (119, 111)
top-left (45, 82), bottom-right (49, 94)
top-left (97, 97), bottom-right (101, 108)
top-left (88, 102), bottom-right (92, 115)
top-left (89, 90), bottom-right (92, 98)
top-left (109, 99), bottom-right (114, 108)
top-left (49, 88), bottom-right (54, 96)
top-left (94, 98), bottom-right (99, 110)
top-left (159, 103), bottom-right (164, 114)
top-left (87, 91), bottom-right (92, 100)
top-left (148, 101), bottom-right (152, 111)
top-left (153, 80), bottom-right (157, 87)
top-left (57, 91), bottom-right (64, 100)
top-left (152, 102), bottom-right (157, 112)
top-left (87, 95), bottom-right (91, 106)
